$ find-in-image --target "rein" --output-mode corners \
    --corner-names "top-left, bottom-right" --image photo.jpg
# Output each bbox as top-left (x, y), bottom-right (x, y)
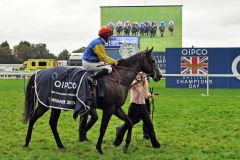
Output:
top-left (106, 65), bottom-right (138, 88)
top-left (114, 65), bottom-right (138, 74)
top-left (130, 74), bottom-right (151, 88)
top-left (106, 65), bottom-right (153, 88)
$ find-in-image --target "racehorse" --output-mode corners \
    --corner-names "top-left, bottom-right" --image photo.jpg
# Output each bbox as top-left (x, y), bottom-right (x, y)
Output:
top-left (139, 23), bottom-right (145, 36)
top-left (168, 24), bottom-right (174, 36)
top-left (143, 22), bottom-right (150, 36)
top-left (123, 22), bottom-right (131, 36)
top-left (23, 48), bottom-right (162, 154)
top-left (131, 23), bottom-right (139, 35)
top-left (108, 22), bottom-right (114, 33)
top-left (116, 23), bottom-right (123, 36)
top-left (159, 26), bottom-right (165, 37)
top-left (149, 23), bottom-right (157, 37)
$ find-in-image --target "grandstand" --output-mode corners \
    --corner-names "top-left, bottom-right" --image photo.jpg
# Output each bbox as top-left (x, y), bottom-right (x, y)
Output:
top-left (0, 64), bottom-right (22, 72)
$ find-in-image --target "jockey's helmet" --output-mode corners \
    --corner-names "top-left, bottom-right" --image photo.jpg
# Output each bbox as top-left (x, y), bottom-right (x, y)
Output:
top-left (98, 26), bottom-right (113, 37)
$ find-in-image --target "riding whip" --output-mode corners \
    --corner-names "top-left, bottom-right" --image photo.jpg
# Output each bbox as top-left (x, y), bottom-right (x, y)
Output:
top-left (149, 87), bottom-right (159, 122)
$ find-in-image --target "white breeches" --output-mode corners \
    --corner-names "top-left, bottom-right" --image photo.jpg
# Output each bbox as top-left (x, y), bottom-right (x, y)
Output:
top-left (82, 59), bottom-right (112, 73)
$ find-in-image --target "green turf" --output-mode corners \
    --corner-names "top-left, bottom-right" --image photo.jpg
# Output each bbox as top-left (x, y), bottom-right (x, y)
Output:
top-left (0, 79), bottom-right (240, 159)
top-left (101, 6), bottom-right (182, 52)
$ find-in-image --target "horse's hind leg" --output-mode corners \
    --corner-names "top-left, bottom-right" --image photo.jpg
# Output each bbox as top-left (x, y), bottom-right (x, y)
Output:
top-left (24, 104), bottom-right (49, 147)
top-left (86, 108), bottom-right (98, 132)
top-left (79, 108), bottom-right (98, 142)
top-left (79, 112), bottom-right (89, 141)
top-left (49, 108), bottom-right (65, 149)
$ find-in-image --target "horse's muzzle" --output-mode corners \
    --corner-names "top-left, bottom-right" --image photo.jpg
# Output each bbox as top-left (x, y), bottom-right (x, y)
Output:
top-left (152, 68), bottom-right (162, 81)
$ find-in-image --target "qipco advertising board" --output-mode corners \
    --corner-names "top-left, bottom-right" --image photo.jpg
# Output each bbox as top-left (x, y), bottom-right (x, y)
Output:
top-left (166, 48), bottom-right (240, 88)
top-left (100, 5), bottom-right (182, 52)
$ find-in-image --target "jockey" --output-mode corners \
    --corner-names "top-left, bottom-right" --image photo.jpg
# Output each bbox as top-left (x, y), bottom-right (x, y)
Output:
top-left (125, 21), bottom-right (130, 26)
top-left (169, 20), bottom-right (174, 27)
top-left (82, 26), bottom-right (117, 80)
top-left (108, 21), bottom-right (114, 27)
top-left (160, 21), bottom-right (166, 27)
top-left (117, 21), bottom-right (123, 27)
top-left (133, 22), bottom-right (139, 28)
top-left (151, 21), bottom-right (156, 27)
top-left (108, 21), bottom-right (114, 30)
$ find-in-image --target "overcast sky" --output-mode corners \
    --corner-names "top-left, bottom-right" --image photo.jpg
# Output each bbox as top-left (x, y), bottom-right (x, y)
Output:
top-left (1, 0), bottom-right (240, 55)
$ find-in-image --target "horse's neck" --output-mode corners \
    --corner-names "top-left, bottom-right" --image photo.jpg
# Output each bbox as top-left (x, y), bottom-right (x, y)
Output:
top-left (115, 64), bottom-right (139, 86)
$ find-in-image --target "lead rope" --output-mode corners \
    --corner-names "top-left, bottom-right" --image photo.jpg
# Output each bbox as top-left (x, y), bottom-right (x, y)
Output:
top-left (112, 65), bottom-right (121, 83)
top-left (130, 74), bottom-right (149, 88)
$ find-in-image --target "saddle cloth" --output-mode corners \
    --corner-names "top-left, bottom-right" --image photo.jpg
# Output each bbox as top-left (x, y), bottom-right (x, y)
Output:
top-left (35, 66), bottom-right (92, 117)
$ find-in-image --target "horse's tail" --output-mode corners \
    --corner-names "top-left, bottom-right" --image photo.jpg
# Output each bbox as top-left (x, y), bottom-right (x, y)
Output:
top-left (23, 74), bottom-right (36, 123)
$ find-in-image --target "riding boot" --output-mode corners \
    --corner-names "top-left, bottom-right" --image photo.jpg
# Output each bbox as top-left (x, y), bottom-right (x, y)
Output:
top-left (88, 69), bottom-right (109, 85)
top-left (93, 69), bottom-right (109, 79)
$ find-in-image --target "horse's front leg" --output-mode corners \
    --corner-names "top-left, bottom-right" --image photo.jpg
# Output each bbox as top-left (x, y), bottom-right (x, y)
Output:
top-left (113, 108), bottom-right (133, 150)
top-left (96, 106), bottom-right (115, 154)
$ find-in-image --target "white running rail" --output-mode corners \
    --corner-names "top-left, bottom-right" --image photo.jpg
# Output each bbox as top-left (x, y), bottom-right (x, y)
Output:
top-left (0, 72), bottom-right (35, 79)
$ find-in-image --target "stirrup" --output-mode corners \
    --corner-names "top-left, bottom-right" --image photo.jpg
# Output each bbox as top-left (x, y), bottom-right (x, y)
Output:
top-left (88, 76), bottom-right (97, 85)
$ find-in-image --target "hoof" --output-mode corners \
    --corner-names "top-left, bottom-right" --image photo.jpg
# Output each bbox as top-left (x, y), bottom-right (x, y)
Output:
top-left (96, 146), bottom-right (103, 154)
top-left (23, 145), bottom-right (29, 149)
top-left (113, 139), bottom-right (122, 147)
top-left (58, 147), bottom-right (67, 152)
top-left (58, 144), bottom-right (66, 150)
top-left (123, 145), bottom-right (128, 153)
top-left (152, 141), bottom-right (161, 148)
top-left (79, 137), bottom-right (89, 142)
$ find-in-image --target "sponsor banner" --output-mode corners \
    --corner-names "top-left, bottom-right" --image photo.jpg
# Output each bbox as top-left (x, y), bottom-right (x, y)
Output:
top-left (49, 80), bottom-right (78, 109)
top-left (105, 36), bottom-right (140, 50)
top-left (152, 52), bottom-right (166, 71)
top-left (166, 48), bottom-right (240, 88)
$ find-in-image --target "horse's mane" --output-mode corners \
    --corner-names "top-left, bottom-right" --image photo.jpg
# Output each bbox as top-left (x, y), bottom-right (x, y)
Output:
top-left (117, 52), bottom-right (145, 67)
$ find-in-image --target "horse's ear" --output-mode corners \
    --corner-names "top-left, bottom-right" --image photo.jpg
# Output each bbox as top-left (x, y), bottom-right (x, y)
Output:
top-left (143, 47), bottom-right (149, 54)
top-left (144, 47), bottom-right (153, 56)
top-left (149, 47), bottom-right (153, 52)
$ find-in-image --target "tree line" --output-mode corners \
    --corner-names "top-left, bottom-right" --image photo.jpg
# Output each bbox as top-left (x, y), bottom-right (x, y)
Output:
top-left (0, 41), bottom-right (86, 64)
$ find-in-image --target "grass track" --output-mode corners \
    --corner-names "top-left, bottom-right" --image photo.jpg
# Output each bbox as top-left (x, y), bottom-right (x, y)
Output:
top-left (0, 79), bottom-right (240, 159)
